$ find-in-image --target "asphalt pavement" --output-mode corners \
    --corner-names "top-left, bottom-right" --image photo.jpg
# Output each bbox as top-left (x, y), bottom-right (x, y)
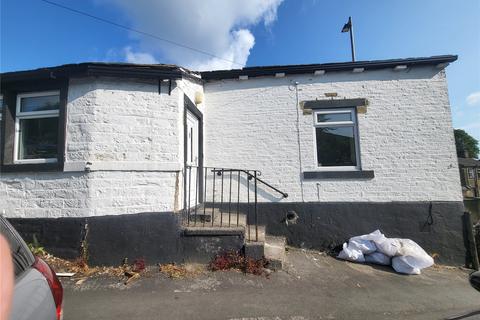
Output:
top-left (62, 248), bottom-right (480, 320)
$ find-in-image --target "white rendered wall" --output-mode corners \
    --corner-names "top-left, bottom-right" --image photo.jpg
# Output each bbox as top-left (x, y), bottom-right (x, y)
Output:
top-left (203, 67), bottom-right (463, 202)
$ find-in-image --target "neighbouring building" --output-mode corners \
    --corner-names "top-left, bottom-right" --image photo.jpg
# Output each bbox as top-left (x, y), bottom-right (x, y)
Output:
top-left (458, 157), bottom-right (480, 199)
top-left (0, 55), bottom-right (467, 266)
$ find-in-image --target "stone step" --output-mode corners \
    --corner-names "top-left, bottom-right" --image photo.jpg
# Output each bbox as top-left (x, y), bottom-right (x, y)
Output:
top-left (187, 211), bottom-right (247, 227)
top-left (245, 224), bottom-right (266, 242)
top-left (183, 212), bottom-right (265, 243)
top-left (264, 236), bottom-right (286, 270)
top-left (184, 208), bottom-right (284, 269)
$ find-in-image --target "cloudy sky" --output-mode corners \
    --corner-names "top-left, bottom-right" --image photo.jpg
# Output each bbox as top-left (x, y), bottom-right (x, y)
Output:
top-left (1, 0), bottom-right (479, 141)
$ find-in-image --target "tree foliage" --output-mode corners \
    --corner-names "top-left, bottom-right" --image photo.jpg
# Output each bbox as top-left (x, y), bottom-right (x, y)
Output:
top-left (454, 129), bottom-right (479, 158)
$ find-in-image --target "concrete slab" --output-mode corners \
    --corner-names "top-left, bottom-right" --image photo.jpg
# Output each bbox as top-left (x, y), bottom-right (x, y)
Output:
top-left (264, 236), bottom-right (286, 270)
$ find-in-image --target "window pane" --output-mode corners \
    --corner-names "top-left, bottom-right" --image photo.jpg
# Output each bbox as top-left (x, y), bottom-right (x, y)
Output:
top-left (316, 126), bottom-right (357, 167)
top-left (317, 112), bottom-right (352, 123)
top-left (20, 94), bottom-right (59, 113)
top-left (18, 117), bottom-right (58, 160)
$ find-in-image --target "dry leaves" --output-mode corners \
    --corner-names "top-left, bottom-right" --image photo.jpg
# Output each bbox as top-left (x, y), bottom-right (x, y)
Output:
top-left (41, 252), bottom-right (204, 285)
top-left (41, 253), bottom-right (142, 284)
top-left (159, 263), bottom-right (204, 279)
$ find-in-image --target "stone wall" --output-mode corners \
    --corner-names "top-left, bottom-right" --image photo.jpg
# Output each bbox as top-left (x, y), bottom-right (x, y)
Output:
top-left (203, 67), bottom-right (463, 202)
top-left (1, 77), bottom-right (189, 218)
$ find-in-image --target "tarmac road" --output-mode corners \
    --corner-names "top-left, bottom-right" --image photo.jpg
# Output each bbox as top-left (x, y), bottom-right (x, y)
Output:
top-left (62, 248), bottom-right (480, 320)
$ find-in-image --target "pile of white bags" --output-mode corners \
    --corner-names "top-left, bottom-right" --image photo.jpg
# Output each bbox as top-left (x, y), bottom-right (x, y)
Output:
top-left (337, 230), bottom-right (434, 275)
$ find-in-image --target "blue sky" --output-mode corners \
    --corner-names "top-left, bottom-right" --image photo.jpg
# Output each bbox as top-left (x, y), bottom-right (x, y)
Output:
top-left (1, 0), bottom-right (479, 141)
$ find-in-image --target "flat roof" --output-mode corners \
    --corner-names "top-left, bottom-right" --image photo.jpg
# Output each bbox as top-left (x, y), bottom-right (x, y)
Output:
top-left (0, 55), bottom-right (457, 83)
top-left (0, 62), bottom-right (201, 84)
top-left (200, 55), bottom-right (458, 80)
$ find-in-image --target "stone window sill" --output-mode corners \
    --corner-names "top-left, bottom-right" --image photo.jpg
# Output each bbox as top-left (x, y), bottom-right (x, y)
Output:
top-left (303, 170), bottom-right (374, 180)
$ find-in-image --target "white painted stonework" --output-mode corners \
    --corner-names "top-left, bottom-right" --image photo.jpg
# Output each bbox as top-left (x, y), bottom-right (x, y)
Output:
top-left (0, 77), bottom-right (193, 218)
top-left (0, 65), bottom-right (462, 218)
top-left (204, 67), bottom-right (462, 202)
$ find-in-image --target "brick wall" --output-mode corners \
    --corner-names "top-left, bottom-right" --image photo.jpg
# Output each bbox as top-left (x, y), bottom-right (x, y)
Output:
top-left (203, 67), bottom-right (463, 202)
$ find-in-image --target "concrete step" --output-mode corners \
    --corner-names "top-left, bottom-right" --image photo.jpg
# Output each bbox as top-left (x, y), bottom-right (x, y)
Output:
top-left (264, 236), bottom-right (286, 270)
top-left (184, 208), bottom-right (284, 269)
top-left (245, 224), bottom-right (266, 242)
top-left (187, 209), bottom-right (247, 227)
top-left (187, 210), bottom-right (265, 240)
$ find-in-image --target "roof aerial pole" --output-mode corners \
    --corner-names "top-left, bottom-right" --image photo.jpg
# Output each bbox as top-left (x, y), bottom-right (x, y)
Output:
top-left (341, 16), bottom-right (356, 62)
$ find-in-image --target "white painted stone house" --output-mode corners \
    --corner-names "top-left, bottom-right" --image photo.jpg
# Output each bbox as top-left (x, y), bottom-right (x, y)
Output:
top-left (0, 55), bottom-right (467, 265)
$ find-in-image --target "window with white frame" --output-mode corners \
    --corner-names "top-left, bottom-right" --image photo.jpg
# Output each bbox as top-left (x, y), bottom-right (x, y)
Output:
top-left (14, 91), bottom-right (60, 163)
top-left (314, 108), bottom-right (360, 170)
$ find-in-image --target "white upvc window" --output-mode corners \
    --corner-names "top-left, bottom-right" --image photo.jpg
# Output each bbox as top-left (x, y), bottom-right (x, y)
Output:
top-left (313, 108), bottom-right (360, 171)
top-left (14, 91), bottom-right (60, 164)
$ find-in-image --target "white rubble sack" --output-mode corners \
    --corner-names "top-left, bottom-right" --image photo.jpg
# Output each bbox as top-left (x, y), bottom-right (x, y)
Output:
top-left (337, 230), bottom-right (434, 275)
top-left (365, 252), bottom-right (391, 266)
top-left (374, 238), bottom-right (402, 257)
top-left (337, 242), bottom-right (365, 263)
top-left (337, 230), bottom-right (383, 262)
top-left (392, 257), bottom-right (421, 275)
top-left (390, 239), bottom-right (434, 274)
top-left (349, 239), bottom-right (376, 254)
top-left (350, 229), bottom-right (385, 244)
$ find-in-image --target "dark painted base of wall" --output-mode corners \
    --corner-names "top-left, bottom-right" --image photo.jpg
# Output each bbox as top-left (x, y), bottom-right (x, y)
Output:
top-left (8, 212), bottom-right (244, 266)
top-left (8, 200), bottom-right (468, 266)
top-left (257, 201), bottom-right (467, 265)
top-left (8, 216), bottom-right (86, 259)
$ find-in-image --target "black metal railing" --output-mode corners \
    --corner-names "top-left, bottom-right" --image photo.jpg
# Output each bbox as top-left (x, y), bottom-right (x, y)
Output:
top-left (182, 166), bottom-right (288, 242)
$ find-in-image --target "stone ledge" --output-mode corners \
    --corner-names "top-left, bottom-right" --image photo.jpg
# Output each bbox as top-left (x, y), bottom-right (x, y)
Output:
top-left (303, 170), bottom-right (375, 180)
top-left (182, 226), bottom-right (245, 237)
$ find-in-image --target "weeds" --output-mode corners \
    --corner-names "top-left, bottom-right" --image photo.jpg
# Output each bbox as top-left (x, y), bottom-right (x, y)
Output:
top-left (132, 258), bottom-right (146, 273)
top-left (27, 234), bottom-right (47, 256)
top-left (209, 251), bottom-right (269, 276)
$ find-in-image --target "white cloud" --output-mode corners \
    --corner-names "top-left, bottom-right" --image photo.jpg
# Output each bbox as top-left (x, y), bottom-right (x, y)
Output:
top-left (97, 0), bottom-right (283, 70)
top-left (193, 30), bottom-right (255, 71)
top-left (466, 91), bottom-right (480, 106)
top-left (123, 46), bottom-right (158, 64)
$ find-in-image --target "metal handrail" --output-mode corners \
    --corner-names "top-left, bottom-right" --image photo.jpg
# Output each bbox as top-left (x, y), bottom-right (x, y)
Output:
top-left (183, 165), bottom-right (288, 241)
top-left (210, 168), bottom-right (288, 198)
